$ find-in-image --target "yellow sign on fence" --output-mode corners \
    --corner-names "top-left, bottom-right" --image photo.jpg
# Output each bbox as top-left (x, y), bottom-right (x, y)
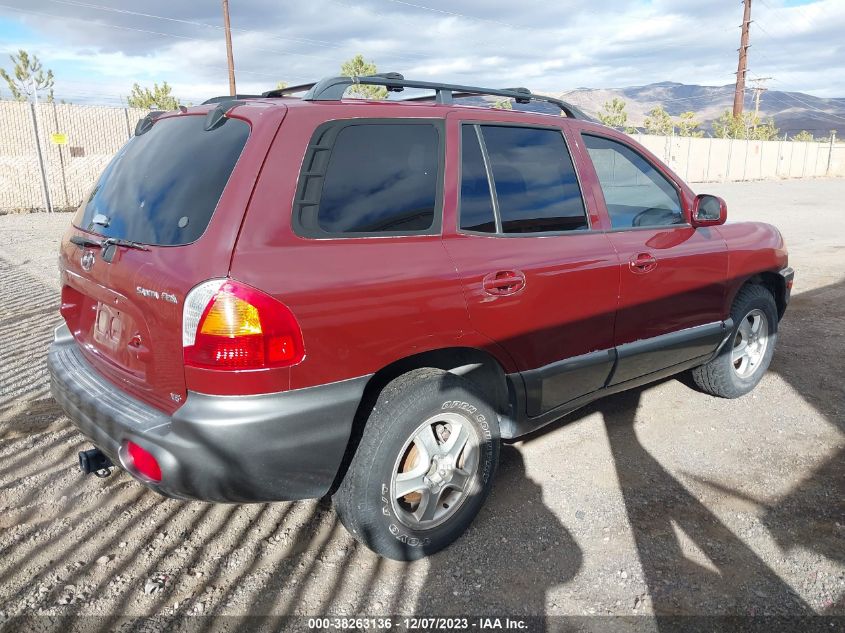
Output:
top-left (50, 133), bottom-right (68, 145)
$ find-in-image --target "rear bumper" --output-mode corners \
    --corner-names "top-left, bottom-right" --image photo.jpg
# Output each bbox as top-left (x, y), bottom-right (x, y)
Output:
top-left (48, 323), bottom-right (369, 502)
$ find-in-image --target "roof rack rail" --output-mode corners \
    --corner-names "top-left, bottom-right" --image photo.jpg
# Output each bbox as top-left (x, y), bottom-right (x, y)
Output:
top-left (204, 74), bottom-right (594, 120)
top-left (273, 73), bottom-right (593, 120)
top-left (202, 94), bottom-right (262, 105)
top-left (261, 81), bottom-right (319, 99)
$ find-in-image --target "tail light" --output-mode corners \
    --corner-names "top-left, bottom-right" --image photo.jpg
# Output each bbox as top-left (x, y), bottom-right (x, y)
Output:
top-left (182, 279), bottom-right (304, 370)
top-left (125, 441), bottom-right (162, 482)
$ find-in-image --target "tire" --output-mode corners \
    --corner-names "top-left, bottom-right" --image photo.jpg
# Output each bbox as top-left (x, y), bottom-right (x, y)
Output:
top-left (333, 368), bottom-right (500, 560)
top-left (691, 283), bottom-right (778, 398)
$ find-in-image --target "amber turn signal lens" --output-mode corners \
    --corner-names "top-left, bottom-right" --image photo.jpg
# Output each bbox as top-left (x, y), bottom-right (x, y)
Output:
top-left (199, 291), bottom-right (262, 337)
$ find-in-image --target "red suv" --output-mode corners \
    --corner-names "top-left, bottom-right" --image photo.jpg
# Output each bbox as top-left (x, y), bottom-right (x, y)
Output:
top-left (48, 74), bottom-right (793, 560)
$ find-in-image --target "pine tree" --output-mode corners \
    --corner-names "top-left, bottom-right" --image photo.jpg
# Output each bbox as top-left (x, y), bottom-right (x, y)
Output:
top-left (0, 49), bottom-right (54, 102)
top-left (644, 106), bottom-right (673, 136)
top-left (340, 55), bottom-right (388, 100)
top-left (126, 82), bottom-right (180, 110)
top-left (598, 97), bottom-right (629, 129)
top-left (676, 111), bottom-right (704, 137)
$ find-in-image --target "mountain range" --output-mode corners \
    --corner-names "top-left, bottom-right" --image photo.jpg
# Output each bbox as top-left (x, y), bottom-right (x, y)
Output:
top-left (554, 82), bottom-right (845, 138)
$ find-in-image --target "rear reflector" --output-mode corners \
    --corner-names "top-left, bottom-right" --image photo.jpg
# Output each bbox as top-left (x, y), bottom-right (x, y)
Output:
top-left (183, 279), bottom-right (304, 370)
top-left (126, 441), bottom-right (162, 482)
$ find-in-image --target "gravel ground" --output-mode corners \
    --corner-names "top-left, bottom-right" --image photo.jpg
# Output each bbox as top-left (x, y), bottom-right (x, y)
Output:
top-left (0, 178), bottom-right (842, 625)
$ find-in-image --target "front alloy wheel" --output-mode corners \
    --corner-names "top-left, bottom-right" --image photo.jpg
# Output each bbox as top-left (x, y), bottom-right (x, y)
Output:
top-left (731, 308), bottom-right (770, 378)
top-left (691, 283), bottom-right (778, 398)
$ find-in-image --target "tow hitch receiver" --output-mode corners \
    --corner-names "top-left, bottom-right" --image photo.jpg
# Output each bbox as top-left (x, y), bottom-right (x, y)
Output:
top-left (79, 448), bottom-right (113, 478)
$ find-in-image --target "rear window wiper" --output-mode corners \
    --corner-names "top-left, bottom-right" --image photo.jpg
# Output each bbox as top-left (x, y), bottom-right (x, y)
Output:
top-left (102, 238), bottom-right (150, 251)
top-left (70, 235), bottom-right (103, 249)
top-left (69, 235), bottom-right (150, 252)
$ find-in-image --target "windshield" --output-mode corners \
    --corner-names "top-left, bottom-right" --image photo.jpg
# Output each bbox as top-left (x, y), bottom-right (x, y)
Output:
top-left (74, 114), bottom-right (250, 246)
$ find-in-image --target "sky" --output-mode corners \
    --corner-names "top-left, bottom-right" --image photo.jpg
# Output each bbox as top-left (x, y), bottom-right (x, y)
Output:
top-left (0, 0), bottom-right (841, 106)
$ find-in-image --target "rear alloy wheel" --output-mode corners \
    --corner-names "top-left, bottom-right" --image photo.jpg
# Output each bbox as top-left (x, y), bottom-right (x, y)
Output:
top-left (333, 368), bottom-right (500, 560)
top-left (691, 283), bottom-right (778, 398)
top-left (391, 412), bottom-right (480, 530)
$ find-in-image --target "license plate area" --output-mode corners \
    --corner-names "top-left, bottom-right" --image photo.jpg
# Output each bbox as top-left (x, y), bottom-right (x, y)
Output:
top-left (93, 302), bottom-right (124, 351)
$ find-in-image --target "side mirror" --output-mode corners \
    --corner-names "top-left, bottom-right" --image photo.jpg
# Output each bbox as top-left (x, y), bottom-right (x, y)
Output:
top-left (691, 194), bottom-right (727, 227)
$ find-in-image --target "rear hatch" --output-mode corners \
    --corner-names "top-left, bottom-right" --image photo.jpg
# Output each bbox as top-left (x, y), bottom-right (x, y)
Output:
top-left (58, 105), bottom-right (281, 414)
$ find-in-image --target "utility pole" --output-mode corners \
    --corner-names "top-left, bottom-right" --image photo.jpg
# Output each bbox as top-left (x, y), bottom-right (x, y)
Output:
top-left (749, 76), bottom-right (771, 133)
top-left (222, 0), bottom-right (236, 96)
top-left (733, 0), bottom-right (753, 117)
top-left (750, 76), bottom-right (771, 119)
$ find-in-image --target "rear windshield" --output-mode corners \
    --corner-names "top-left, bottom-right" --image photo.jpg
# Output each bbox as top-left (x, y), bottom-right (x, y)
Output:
top-left (73, 114), bottom-right (250, 246)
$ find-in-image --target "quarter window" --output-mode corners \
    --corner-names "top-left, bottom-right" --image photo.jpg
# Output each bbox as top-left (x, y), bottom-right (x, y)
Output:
top-left (297, 122), bottom-right (440, 236)
top-left (582, 134), bottom-right (684, 229)
top-left (459, 126), bottom-right (496, 232)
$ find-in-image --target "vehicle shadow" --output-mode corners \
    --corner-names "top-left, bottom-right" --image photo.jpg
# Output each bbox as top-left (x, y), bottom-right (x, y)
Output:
top-left (596, 388), bottom-right (812, 617)
top-left (414, 445), bottom-right (583, 617)
top-left (691, 277), bottom-right (845, 613)
top-left (518, 276), bottom-right (844, 621)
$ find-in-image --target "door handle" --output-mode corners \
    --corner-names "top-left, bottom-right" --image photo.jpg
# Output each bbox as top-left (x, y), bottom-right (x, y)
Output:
top-left (482, 270), bottom-right (526, 296)
top-left (629, 252), bottom-right (658, 274)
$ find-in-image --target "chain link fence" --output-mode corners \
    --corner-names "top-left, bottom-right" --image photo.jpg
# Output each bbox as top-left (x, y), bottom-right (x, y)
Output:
top-left (1, 99), bottom-right (844, 213)
top-left (0, 100), bottom-right (147, 213)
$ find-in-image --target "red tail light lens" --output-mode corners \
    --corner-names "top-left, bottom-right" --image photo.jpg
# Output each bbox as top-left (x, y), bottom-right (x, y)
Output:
top-left (126, 441), bottom-right (162, 482)
top-left (183, 280), bottom-right (304, 370)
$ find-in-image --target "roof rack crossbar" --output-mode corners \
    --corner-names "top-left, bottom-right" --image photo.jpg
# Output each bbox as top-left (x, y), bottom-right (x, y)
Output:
top-left (293, 73), bottom-right (592, 120)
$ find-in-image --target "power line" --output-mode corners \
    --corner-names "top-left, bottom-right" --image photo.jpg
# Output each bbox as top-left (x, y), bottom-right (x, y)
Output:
top-left (0, 3), bottom-right (362, 77)
top-left (46, 0), bottom-right (428, 62)
top-left (0, 4), bottom-right (321, 100)
top-left (0, 3), bottom-right (213, 44)
top-left (380, 0), bottom-right (543, 32)
top-left (47, 0), bottom-right (342, 49)
top-left (746, 69), bottom-right (845, 122)
top-left (769, 90), bottom-right (845, 123)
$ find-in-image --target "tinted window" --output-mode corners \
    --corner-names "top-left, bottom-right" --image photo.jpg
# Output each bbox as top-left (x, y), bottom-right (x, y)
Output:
top-left (481, 126), bottom-right (587, 234)
top-left (317, 124), bottom-right (438, 234)
top-left (74, 115), bottom-right (249, 245)
top-left (582, 134), bottom-right (683, 229)
top-left (460, 126), bottom-right (496, 232)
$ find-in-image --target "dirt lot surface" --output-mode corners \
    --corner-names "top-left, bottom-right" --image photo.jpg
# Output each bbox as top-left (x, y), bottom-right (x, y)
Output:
top-left (0, 178), bottom-right (842, 626)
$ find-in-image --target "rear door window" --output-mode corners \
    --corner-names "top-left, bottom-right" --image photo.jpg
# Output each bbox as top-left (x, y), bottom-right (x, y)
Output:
top-left (582, 134), bottom-right (683, 229)
top-left (480, 126), bottom-right (587, 234)
top-left (74, 114), bottom-right (250, 245)
top-left (295, 121), bottom-right (442, 236)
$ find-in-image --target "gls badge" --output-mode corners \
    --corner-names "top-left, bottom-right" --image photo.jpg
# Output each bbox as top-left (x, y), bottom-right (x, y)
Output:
top-left (81, 250), bottom-right (95, 272)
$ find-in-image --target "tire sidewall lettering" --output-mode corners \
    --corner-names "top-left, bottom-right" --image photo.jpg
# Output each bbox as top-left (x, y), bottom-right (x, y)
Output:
top-left (441, 400), bottom-right (495, 484)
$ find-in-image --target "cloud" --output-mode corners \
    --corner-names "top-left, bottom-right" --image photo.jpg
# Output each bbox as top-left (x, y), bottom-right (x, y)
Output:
top-left (0, 0), bottom-right (842, 104)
